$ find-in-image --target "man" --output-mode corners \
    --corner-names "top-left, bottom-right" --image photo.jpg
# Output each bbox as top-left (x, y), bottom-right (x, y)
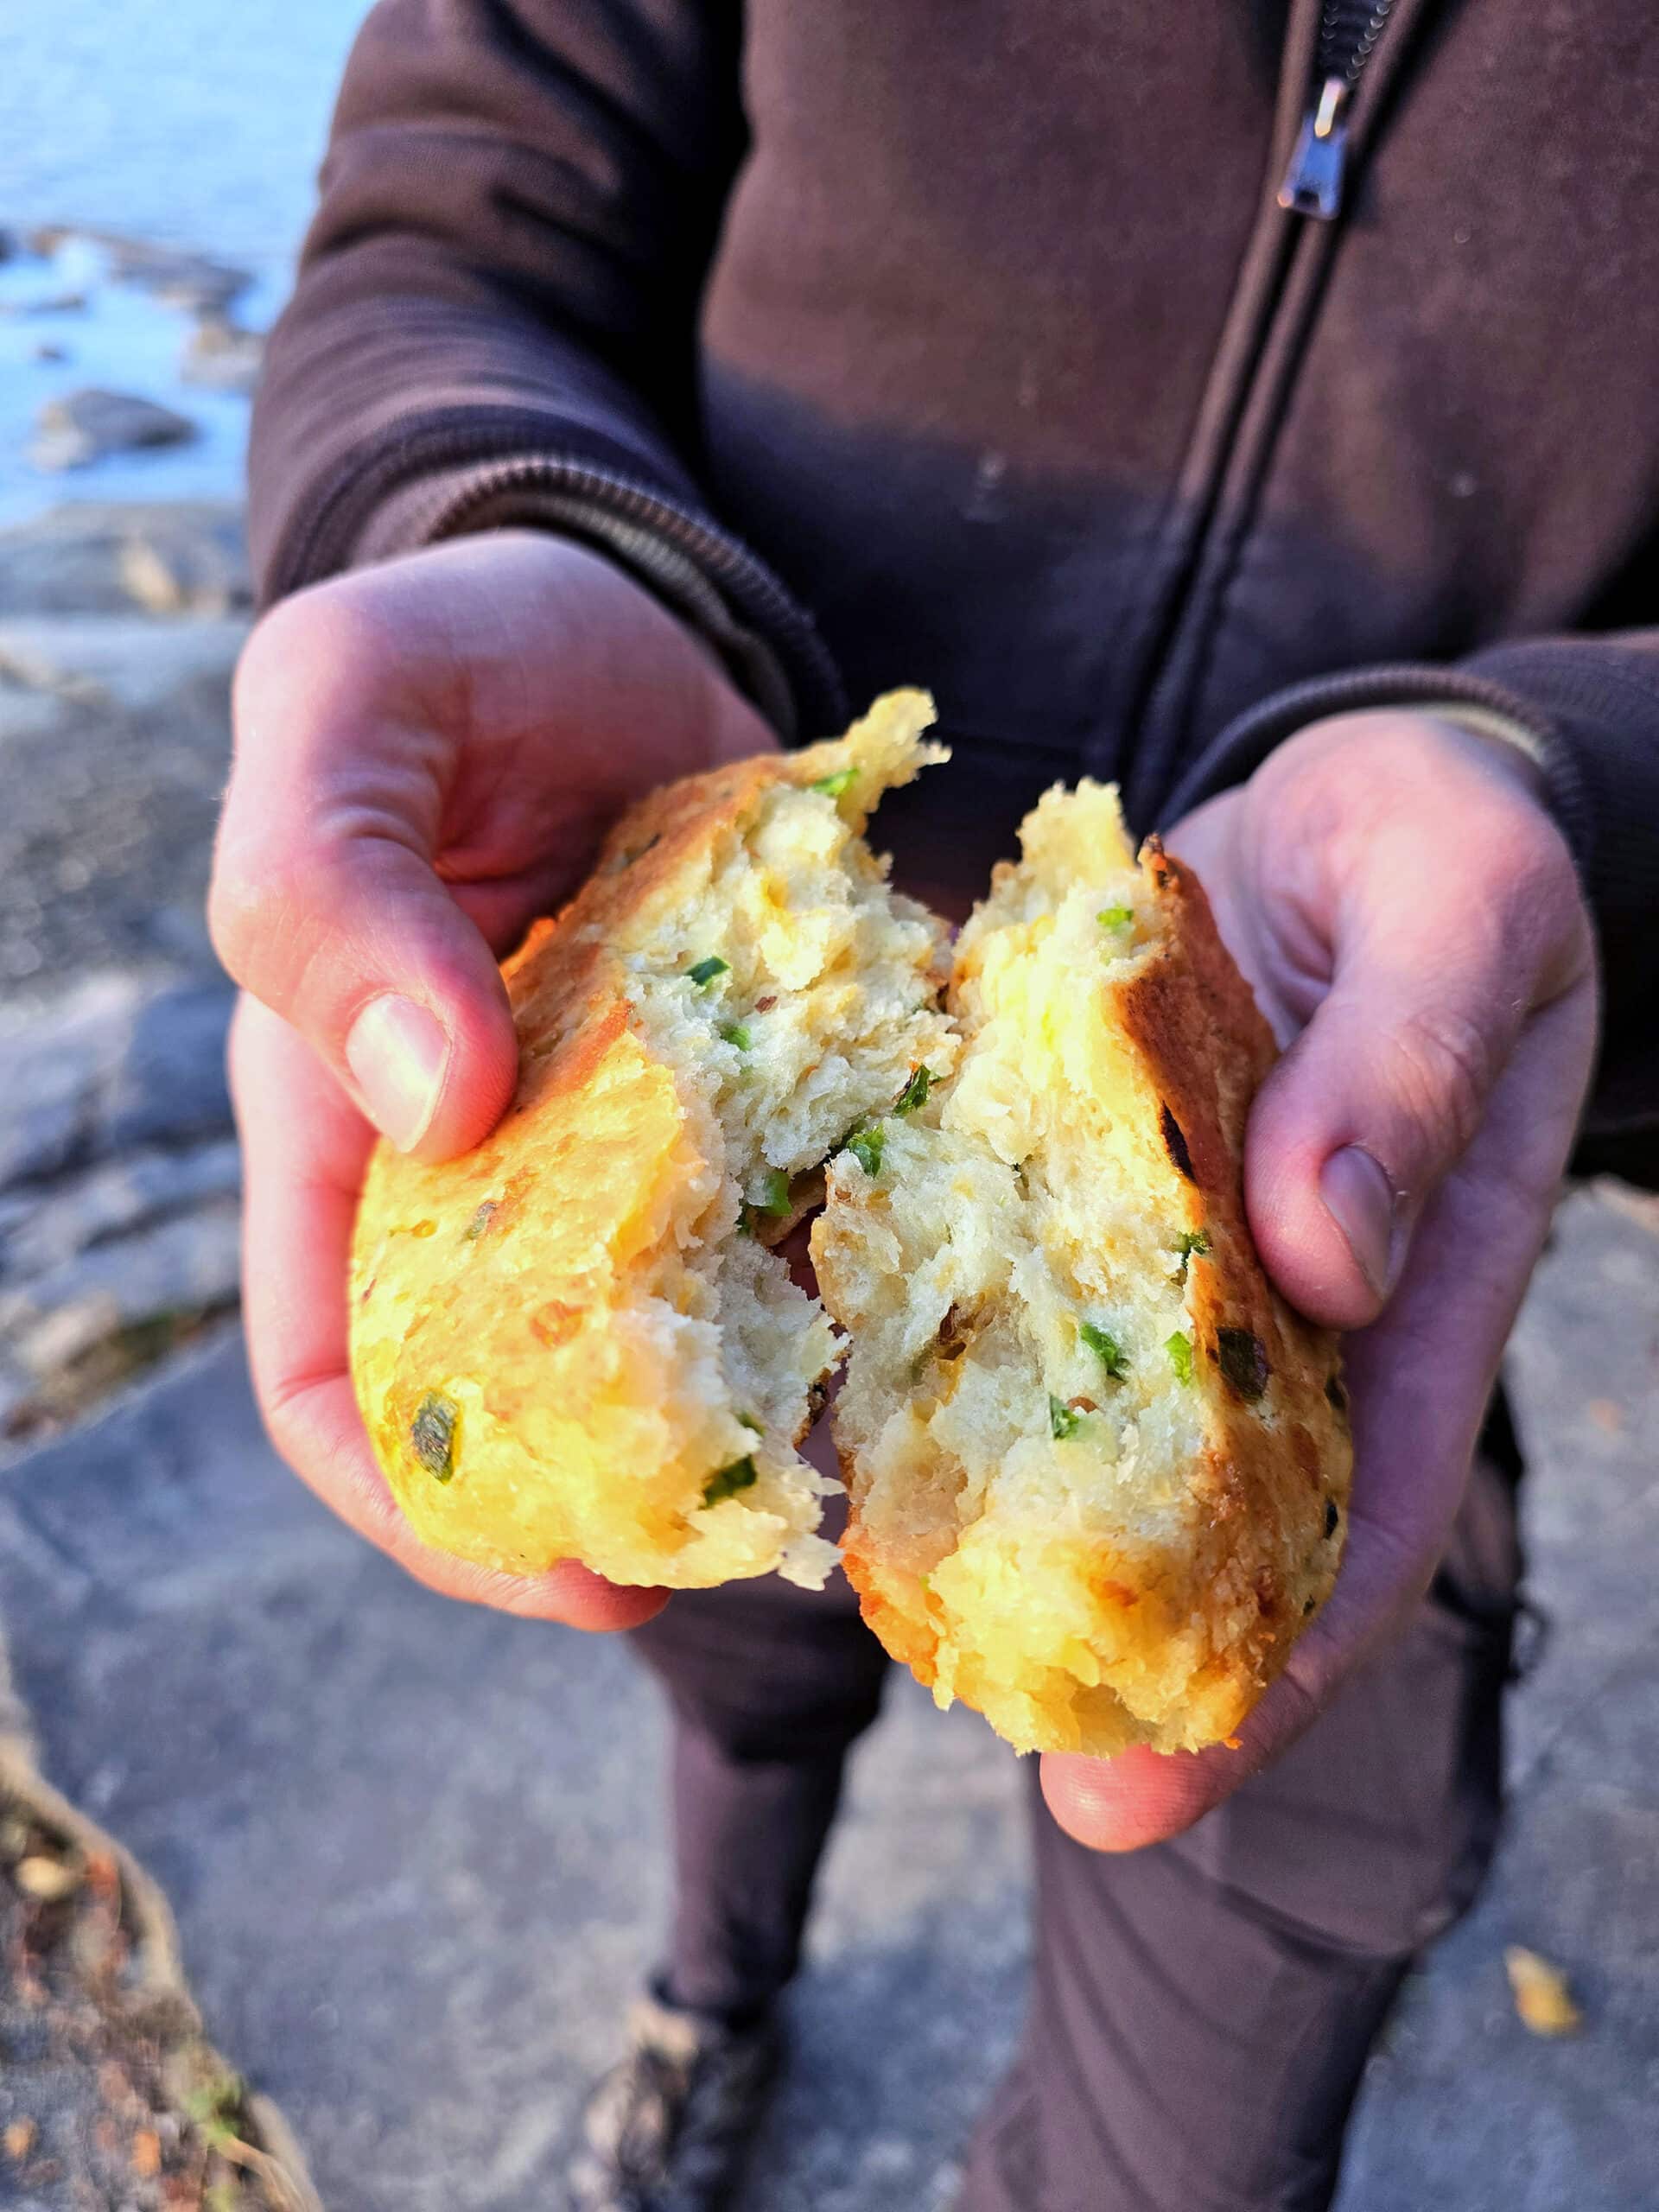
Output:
top-left (210, 3), bottom-right (1657, 2206)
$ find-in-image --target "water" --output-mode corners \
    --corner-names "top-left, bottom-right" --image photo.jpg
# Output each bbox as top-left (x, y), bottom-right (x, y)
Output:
top-left (0, 1), bottom-right (369, 527)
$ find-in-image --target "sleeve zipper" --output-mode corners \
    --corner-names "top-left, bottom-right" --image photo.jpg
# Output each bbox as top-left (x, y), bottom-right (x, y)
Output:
top-left (1278, 0), bottom-right (1396, 219)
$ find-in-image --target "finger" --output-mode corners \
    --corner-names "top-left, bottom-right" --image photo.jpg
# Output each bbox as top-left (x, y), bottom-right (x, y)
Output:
top-left (1243, 802), bottom-right (1588, 1329)
top-left (212, 600), bottom-right (518, 1163)
top-left (231, 995), bottom-right (667, 1632)
top-left (1041, 976), bottom-right (1594, 1851)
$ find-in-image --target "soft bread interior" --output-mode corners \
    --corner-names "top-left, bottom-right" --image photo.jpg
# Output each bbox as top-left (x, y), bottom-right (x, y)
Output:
top-left (593, 693), bottom-right (959, 1584)
top-left (350, 692), bottom-right (958, 1592)
top-left (813, 783), bottom-right (1277, 1746)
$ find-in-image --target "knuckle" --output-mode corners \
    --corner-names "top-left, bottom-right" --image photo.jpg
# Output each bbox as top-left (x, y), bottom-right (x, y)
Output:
top-left (1385, 1001), bottom-right (1496, 1167)
top-left (233, 575), bottom-right (400, 736)
top-left (207, 843), bottom-right (305, 983)
top-left (232, 593), bottom-right (317, 721)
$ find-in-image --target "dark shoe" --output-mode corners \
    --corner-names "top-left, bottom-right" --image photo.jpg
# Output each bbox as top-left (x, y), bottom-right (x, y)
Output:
top-left (566, 1985), bottom-right (782, 2212)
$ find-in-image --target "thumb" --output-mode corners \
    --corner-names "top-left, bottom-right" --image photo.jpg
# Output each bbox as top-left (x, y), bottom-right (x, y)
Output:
top-left (213, 827), bottom-right (518, 1162)
top-left (1243, 836), bottom-right (1576, 1331)
top-left (210, 615), bottom-right (518, 1163)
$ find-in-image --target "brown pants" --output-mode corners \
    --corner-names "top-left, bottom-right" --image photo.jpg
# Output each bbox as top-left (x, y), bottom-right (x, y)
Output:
top-left (630, 1402), bottom-right (1524, 2212)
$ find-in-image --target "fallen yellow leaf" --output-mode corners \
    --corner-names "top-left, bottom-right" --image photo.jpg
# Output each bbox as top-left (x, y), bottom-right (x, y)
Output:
top-left (13, 1853), bottom-right (79, 1902)
top-left (1505, 1945), bottom-right (1582, 2036)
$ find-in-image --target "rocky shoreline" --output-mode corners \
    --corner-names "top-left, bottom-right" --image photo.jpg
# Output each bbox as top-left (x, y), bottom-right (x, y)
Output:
top-left (2, 225), bottom-right (264, 476)
top-left (0, 498), bottom-right (248, 1448)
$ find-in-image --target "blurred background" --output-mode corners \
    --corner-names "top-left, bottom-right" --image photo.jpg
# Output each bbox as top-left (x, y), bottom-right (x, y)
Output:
top-left (0, 10), bottom-right (1655, 2211)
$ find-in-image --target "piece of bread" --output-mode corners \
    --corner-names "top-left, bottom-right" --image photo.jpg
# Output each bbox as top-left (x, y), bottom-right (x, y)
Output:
top-left (811, 779), bottom-right (1352, 1758)
top-left (351, 689), bottom-right (1351, 1758)
top-left (350, 692), bottom-right (957, 1590)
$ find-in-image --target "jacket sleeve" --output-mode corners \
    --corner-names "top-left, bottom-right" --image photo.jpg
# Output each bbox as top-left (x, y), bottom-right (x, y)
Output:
top-left (1160, 639), bottom-right (1659, 1167)
top-left (246, 0), bottom-right (842, 739)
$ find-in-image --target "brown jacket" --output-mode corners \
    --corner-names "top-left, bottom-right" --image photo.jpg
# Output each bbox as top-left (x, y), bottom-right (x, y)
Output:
top-left (251, 0), bottom-right (1659, 1161)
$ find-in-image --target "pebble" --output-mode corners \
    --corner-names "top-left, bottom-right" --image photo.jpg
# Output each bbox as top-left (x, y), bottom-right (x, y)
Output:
top-left (180, 315), bottom-right (264, 396)
top-left (25, 226), bottom-right (252, 317)
top-left (30, 387), bottom-right (200, 474)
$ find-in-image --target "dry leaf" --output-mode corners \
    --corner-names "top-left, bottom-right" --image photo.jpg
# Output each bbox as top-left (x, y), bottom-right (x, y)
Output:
top-left (131, 2127), bottom-right (162, 2177)
top-left (13, 1853), bottom-right (80, 1902)
top-left (1505, 1945), bottom-right (1582, 2036)
top-left (3, 2118), bottom-right (36, 2160)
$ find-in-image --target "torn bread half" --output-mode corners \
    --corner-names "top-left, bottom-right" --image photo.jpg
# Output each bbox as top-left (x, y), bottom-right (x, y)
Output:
top-left (350, 691), bottom-right (957, 1591)
top-left (811, 779), bottom-right (1352, 1757)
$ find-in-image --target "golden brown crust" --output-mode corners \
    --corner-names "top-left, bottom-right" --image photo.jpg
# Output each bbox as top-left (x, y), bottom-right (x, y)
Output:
top-left (351, 754), bottom-right (819, 1586)
top-left (1117, 839), bottom-right (1349, 1711)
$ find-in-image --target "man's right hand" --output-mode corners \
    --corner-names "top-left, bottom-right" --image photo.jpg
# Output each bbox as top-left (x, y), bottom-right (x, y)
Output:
top-left (210, 531), bottom-right (776, 1626)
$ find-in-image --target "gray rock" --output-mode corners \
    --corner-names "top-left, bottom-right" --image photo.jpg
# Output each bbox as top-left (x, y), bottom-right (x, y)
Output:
top-left (0, 614), bottom-right (248, 716)
top-left (25, 228), bottom-right (252, 316)
top-left (118, 516), bottom-right (251, 618)
top-left (0, 1138), bottom-right (240, 1280)
top-left (30, 389), bottom-right (200, 474)
top-left (0, 501), bottom-right (250, 618)
top-left (0, 289), bottom-right (88, 318)
top-left (99, 982), bottom-right (234, 1153)
top-left (180, 316), bottom-right (264, 396)
top-left (1, 1201), bottom-right (241, 1378)
top-left (0, 977), bottom-right (234, 1193)
top-left (104, 240), bottom-right (252, 317)
top-left (0, 976), bottom-right (148, 1189)
top-left (0, 613), bottom-right (240, 995)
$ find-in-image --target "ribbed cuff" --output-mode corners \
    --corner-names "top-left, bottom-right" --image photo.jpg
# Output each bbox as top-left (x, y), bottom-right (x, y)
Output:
top-left (264, 409), bottom-right (845, 745)
top-left (1159, 660), bottom-right (1594, 891)
top-left (358, 458), bottom-right (813, 738)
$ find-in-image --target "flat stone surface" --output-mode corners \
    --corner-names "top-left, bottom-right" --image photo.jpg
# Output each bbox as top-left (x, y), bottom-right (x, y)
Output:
top-left (0, 613), bottom-right (238, 993)
top-left (0, 1137), bottom-right (240, 1280)
top-left (0, 976), bottom-right (153, 1190)
top-left (0, 582), bottom-right (241, 1431)
top-left (0, 613), bottom-right (249, 715)
top-left (0, 501), bottom-right (250, 618)
top-left (0, 977), bottom-right (235, 1193)
top-left (0, 1187), bottom-right (1654, 2212)
top-left (3, 1199), bottom-right (242, 1373)
top-left (1337, 1185), bottom-right (1659, 2212)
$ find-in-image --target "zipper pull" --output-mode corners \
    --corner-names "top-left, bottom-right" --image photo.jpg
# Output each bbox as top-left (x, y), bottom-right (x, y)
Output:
top-left (1277, 76), bottom-right (1351, 220)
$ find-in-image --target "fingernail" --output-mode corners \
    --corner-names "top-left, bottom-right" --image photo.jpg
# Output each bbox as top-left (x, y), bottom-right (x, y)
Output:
top-left (1319, 1145), bottom-right (1404, 1302)
top-left (345, 995), bottom-right (449, 1151)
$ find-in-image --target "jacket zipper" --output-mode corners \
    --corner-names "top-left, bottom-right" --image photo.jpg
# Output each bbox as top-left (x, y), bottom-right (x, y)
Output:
top-left (1114, 0), bottom-right (1414, 818)
top-left (1278, 1), bottom-right (1397, 220)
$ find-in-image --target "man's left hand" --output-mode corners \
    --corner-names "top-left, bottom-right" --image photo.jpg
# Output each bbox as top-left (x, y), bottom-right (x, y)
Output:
top-left (1041, 709), bottom-right (1597, 1850)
